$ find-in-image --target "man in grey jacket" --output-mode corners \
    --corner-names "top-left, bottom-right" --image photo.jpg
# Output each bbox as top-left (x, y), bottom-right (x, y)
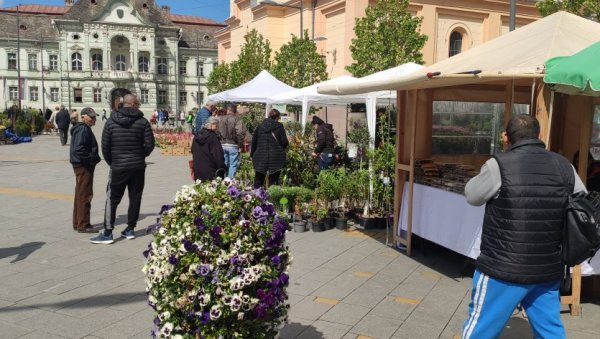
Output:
top-left (462, 114), bottom-right (585, 339)
top-left (217, 104), bottom-right (247, 178)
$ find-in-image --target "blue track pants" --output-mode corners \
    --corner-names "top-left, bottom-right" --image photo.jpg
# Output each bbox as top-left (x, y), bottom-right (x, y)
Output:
top-left (462, 269), bottom-right (565, 339)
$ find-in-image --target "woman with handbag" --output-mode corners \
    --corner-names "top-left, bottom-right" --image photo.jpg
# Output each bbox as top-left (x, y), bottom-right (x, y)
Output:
top-left (251, 109), bottom-right (289, 188)
top-left (191, 117), bottom-right (226, 181)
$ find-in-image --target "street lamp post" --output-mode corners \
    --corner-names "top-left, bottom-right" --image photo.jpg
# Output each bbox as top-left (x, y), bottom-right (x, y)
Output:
top-left (16, 5), bottom-right (22, 126)
top-left (262, 0), bottom-right (304, 37)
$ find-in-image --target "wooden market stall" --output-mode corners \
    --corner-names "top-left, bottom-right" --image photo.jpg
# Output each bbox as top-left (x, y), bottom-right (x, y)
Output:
top-left (318, 11), bottom-right (600, 316)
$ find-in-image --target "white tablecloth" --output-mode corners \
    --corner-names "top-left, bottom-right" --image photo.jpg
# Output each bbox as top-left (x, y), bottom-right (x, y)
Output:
top-left (398, 183), bottom-right (485, 259)
top-left (397, 182), bottom-right (600, 275)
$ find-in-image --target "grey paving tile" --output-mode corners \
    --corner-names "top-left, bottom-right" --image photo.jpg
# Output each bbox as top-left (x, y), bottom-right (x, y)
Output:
top-left (287, 277), bottom-right (328, 296)
top-left (289, 296), bottom-right (335, 322)
top-left (91, 308), bottom-right (155, 338)
top-left (280, 318), bottom-right (315, 339)
top-left (297, 320), bottom-right (351, 339)
top-left (320, 302), bottom-right (371, 326)
top-left (0, 320), bottom-right (33, 338)
top-left (368, 296), bottom-right (416, 322)
top-left (16, 331), bottom-right (70, 339)
top-left (351, 314), bottom-right (403, 339)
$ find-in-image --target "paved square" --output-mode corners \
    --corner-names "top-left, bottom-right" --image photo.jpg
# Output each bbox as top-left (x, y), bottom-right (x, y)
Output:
top-left (1, 130), bottom-right (599, 338)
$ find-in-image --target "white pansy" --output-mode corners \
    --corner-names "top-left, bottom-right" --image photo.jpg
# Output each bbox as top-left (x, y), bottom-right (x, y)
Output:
top-left (160, 322), bottom-right (174, 337)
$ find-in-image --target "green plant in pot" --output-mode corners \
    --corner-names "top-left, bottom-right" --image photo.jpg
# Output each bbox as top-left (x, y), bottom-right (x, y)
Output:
top-left (312, 207), bottom-right (328, 232)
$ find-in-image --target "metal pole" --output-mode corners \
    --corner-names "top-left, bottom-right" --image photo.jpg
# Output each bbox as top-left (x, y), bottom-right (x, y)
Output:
top-left (40, 33), bottom-right (46, 113)
top-left (299, 0), bottom-right (303, 37)
top-left (311, 0), bottom-right (317, 40)
top-left (16, 4), bottom-right (22, 119)
top-left (509, 0), bottom-right (516, 31)
top-left (196, 34), bottom-right (201, 108)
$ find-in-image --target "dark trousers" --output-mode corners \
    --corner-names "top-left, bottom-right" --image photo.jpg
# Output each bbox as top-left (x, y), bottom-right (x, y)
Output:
top-left (104, 168), bottom-right (145, 230)
top-left (73, 166), bottom-right (94, 230)
top-left (253, 171), bottom-right (281, 188)
top-left (318, 152), bottom-right (334, 170)
top-left (59, 128), bottom-right (69, 145)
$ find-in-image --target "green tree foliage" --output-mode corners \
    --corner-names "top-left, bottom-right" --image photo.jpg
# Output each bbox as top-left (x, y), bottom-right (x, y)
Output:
top-left (206, 29), bottom-right (272, 94)
top-left (346, 0), bottom-right (428, 77)
top-left (230, 29), bottom-right (272, 87)
top-left (271, 31), bottom-right (328, 88)
top-left (536, 0), bottom-right (600, 21)
top-left (206, 62), bottom-right (231, 94)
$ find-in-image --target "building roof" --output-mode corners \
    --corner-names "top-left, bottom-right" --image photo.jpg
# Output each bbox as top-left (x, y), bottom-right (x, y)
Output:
top-left (0, 2), bottom-right (225, 27)
top-left (0, 13), bottom-right (60, 41)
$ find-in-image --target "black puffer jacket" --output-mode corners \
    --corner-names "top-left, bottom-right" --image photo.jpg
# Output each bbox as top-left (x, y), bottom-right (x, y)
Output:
top-left (70, 122), bottom-right (101, 168)
top-left (478, 139), bottom-right (574, 284)
top-left (315, 123), bottom-right (335, 153)
top-left (101, 107), bottom-right (155, 172)
top-left (192, 128), bottom-right (226, 181)
top-left (251, 118), bottom-right (289, 174)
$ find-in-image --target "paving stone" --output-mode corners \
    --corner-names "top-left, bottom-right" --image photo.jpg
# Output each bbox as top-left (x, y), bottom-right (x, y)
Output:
top-left (0, 319), bottom-right (33, 338)
top-left (351, 314), bottom-right (403, 339)
top-left (287, 276), bottom-right (328, 296)
top-left (320, 302), bottom-right (371, 326)
top-left (289, 296), bottom-right (334, 322)
top-left (17, 331), bottom-right (71, 339)
top-left (280, 318), bottom-right (315, 339)
top-left (297, 320), bottom-right (351, 339)
top-left (368, 296), bottom-right (416, 322)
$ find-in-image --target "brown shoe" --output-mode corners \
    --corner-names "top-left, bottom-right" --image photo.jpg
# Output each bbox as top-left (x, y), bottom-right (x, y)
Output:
top-left (77, 225), bottom-right (97, 233)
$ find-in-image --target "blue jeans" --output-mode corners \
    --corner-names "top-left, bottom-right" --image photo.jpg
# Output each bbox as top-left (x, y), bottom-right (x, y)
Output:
top-left (222, 144), bottom-right (240, 178)
top-left (318, 152), bottom-right (334, 170)
top-left (462, 269), bottom-right (565, 339)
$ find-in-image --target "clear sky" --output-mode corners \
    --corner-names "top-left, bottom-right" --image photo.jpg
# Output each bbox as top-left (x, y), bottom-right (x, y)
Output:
top-left (0, 0), bottom-right (230, 23)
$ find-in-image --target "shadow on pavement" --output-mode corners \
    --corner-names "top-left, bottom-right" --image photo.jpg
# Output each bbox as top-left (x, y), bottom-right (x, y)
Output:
top-left (0, 241), bottom-right (45, 263)
top-left (280, 322), bottom-right (325, 339)
top-left (0, 292), bottom-right (145, 313)
top-left (500, 316), bottom-right (533, 338)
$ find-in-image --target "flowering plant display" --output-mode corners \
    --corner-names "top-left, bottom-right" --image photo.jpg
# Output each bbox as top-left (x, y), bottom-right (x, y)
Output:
top-left (143, 178), bottom-right (291, 338)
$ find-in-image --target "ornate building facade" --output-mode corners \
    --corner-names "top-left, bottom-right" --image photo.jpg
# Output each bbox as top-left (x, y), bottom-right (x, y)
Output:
top-left (217, 0), bottom-right (541, 77)
top-left (0, 0), bottom-right (225, 116)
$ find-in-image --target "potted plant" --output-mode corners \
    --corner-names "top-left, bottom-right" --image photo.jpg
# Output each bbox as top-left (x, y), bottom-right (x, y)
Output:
top-left (312, 207), bottom-right (328, 232)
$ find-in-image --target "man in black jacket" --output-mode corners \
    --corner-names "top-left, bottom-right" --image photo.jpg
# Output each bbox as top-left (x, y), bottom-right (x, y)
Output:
top-left (70, 107), bottom-right (101, 233)
top-left (55, 104), bottom-right (70, 146)
top-left (91, 92), bottom-right (155, 244)
top-left (461, 115), bottom-right (585, 339)
top-left (311, 116), bottom-right (335, 170)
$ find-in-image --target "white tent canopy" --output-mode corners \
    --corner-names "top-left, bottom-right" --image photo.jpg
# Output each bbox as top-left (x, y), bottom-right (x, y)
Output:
top-left (270, 64), bottom-right (423, 143)
top-left (318, 11), bottom-right (600, 95)
top-left (208, 70), bottom-right (297, 103)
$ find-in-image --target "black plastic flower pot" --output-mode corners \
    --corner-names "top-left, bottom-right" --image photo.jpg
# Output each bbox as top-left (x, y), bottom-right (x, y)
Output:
top-left (312, 220), bottom-right (326, 232)
top-left (334, 217), bottom-right (348, 230)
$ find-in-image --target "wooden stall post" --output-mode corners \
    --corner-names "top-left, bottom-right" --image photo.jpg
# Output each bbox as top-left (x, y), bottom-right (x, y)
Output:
top-left (393, 90), bottom-right (407, 246)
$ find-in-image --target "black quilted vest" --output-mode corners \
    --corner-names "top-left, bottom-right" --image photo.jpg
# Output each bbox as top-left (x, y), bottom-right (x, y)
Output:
top-left (477, 139), bottom-right (574, 284)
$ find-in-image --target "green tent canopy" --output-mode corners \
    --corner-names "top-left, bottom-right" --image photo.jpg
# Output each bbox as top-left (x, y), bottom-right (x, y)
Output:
top-left (544, 41), bottom-right (600, 96)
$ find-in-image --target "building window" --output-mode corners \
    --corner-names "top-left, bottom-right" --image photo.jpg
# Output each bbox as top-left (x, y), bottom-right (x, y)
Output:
top-left (28, 54), bottom-right (38, 71)
top-left (72, 52), bottom-right (82, 71)
top-left (116, 54), bottom-right (126, 71)
top-left (93, 88), bottom-right (102, 103)
top-left (179, 61), bottom-right (187, 75)
top-left (139, 56), bottom-right (149, 73)
top-left (9, 86), bottom-right (18, 100)
top-left (179, 91), bottom-right (187, 106)
top-left (449, 31), bottom-right (463, 57)
top-left (197, 62), bottom-right (204, 77)
top-left (141, 89), bottom-right (149, 104)
top-left (74, 88), bottom-right (83, 103)
top-left (158, 90), bottom-right (167, 104)
top-left (29, 87), bottom-right (39, 101)
top-left (92, 53), bottom-right (103, 71)
top-left (198, 91), bottom-right (204, 105)
top-left (157, 57), bottom-right (168, 74)
top-left (8, 53), bottom-right (17, 70)
top-left (49, 55), bottom-right (58, 71)
top-left (50, 88), bottom-right (59, 102)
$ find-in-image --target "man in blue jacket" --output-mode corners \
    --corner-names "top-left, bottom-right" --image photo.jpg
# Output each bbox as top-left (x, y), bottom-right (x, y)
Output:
top-left (70, 107), bottom-right (101, 233)
top-left (194, 100), bottom-right (216, 133)
top-left (55, 104), bottom-right (70, 146)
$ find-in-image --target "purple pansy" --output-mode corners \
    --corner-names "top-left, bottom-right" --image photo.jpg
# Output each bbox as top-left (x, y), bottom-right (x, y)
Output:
top-left (227, 185), bottom-right (241, 198)
top-left (168, 254), bottom-right (179, 266)
top-left (194, 216), bottom-right (205, 232)
top-left (159, 204), bottom-right (173, 214)
top-left (255, 187), bottom-right (268, 201)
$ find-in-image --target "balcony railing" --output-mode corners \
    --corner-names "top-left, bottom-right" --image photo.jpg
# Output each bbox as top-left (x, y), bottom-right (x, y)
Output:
top-left (110, 71), bottom-right (133, 79)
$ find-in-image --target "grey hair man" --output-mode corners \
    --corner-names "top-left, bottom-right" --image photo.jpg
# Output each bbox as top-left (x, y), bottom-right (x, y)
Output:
top-left (461, 114), bottom-right (585, 338)
top-left (194, 100), bottom-right (217, 133)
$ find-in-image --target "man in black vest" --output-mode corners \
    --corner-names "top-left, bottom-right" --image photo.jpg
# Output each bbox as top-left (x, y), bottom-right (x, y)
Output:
top-left (462, 115), bottom-right (585, 339)
top-left (55, 104), bottom-right (70, 146)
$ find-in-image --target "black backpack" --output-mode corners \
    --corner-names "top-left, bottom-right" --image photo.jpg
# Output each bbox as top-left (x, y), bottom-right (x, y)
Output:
top-left (563, 191), bottom-right (600, 267)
